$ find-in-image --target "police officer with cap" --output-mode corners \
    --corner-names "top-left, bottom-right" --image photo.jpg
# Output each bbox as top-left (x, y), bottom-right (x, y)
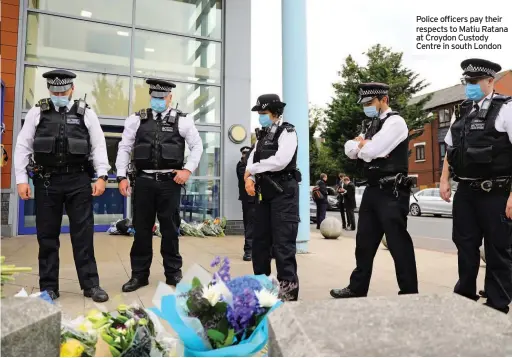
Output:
top-left (237, 145), bottom-right (255, 261)
top-left (440, 58), bottom-right (512, 313)
top-left (116, 78), bottom-right (203, 292)
top-left (14, 69), bottom-right (110, 302)
top-left (244, 94), bottom-right (300, 301)
top-left (330, 82), bottom-right (418, 299)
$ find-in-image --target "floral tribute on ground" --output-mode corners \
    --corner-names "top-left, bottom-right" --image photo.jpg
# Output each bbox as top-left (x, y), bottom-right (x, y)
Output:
top-left (150, 257), bottom-right (285, 356)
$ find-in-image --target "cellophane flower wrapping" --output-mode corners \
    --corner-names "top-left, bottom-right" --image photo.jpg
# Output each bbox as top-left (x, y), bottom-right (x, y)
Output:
top-left (150, 260), bottom-right (282, 357)
top-left (60, 303), bottom-right (178, 357)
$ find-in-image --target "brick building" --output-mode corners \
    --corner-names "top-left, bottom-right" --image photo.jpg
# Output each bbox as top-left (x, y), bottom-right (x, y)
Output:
top-left (408, 70), bottom-right (512, 189)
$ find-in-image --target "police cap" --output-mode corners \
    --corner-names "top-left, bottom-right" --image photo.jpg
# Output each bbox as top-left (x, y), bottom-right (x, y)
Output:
top-left (461, 58), bottom-right (501, 79)
top-left (146, 78), bottom-right (176, 98)
top-left (357, 82), bottom-right (390, 104)
top-left (42, 69), bottom-right (76, 92)
top-left (251, 94), bottom-right (286, 112)
top-left (240, 146), bottom-right (252, 154)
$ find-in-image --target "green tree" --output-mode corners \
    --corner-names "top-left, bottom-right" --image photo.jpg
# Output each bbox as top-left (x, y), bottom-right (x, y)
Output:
top-left (309, 106), bottom-right (321, 184)
top-left (91, 75), bottom-right (129, 117)
top-left (323, 44), bottom-right (433, 179)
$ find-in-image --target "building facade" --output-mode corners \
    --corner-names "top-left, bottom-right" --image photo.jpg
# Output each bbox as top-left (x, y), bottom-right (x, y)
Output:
top-left (408, 70), bottom-right (512, 189)
top-left (1, 0), bottom-right (252, 236)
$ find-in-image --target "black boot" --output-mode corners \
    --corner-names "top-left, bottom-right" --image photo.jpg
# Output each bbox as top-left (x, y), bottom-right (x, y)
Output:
top-left (330, 287), bottom-right (361, 299)
top-left (44, 290), bottom-right (60, 300)
top-left (122, 278), bottom-right (149, 292)
top-left (166, 273), bottom-right (183, 287)
top-left (84, 286), bottom-right (109, 303)
top-left (243, 252), bottom-right (252, 261)
top-left (479, 290), bottom-right (487, 298)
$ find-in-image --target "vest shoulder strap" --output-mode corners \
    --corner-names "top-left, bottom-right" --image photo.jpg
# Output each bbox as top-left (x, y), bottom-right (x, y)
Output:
top-left (281, 122), bottom-right (296, 133)
top-left (382, 111), bottom-right (399, 121)
top-left (36, 98), bottom-right (52, 112)
top-left (136, 108), bottom-right (150, 121)
top-left (491, 94), bottom-right (512, 104)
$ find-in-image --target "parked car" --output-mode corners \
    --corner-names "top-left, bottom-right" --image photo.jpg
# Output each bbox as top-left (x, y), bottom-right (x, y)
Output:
top-left (309, 186), bottom-right (338, 211)
top-left (310, 197), bottom-right (317, 223)
top-left (409, 188), bottom-right (454, 217)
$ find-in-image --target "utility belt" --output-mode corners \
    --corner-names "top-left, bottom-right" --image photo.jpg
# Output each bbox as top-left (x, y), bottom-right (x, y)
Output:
top-left (136, 170), bottom-right (176, 182)
top-left (456, 176), bottom-right (511, 193)
top-left (255, 170), bottom-right (301, 202)
top-left (28, 161), bottom-right (91, 181)
top-left (367, 173), bottom-right (414, 198)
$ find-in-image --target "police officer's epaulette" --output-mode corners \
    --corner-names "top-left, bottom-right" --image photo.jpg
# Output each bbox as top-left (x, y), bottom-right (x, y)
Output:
top-left (492, 94), bottom-right (512, 104)
top-left (281, 122), bottom-right (296, 133)
top-left (136, 108), bottom-right (149, 120)
top-left (36, 98), bottom-right (51, 112)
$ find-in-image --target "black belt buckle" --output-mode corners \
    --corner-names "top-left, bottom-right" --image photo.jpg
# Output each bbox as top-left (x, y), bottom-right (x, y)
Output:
top-left (480, 180), bottom-right (493, 192)
top-left (154, 172), bottom-right (163, 181)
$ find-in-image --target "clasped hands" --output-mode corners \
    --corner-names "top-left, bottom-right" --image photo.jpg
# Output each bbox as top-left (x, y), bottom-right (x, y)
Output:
top-left (244, 171), bottom-right (256, 196)
top-left (354, 136), bottom-right (368, 148)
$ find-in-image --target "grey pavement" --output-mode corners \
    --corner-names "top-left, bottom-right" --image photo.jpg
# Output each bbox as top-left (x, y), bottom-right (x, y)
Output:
top-left (325, 210), bottom-right (456, 253)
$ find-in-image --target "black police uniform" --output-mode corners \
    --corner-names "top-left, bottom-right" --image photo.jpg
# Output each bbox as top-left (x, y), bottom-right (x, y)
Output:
top-left (24, 70), bottom-right (108, 302)
top-left (248, 94), bottom-right (300, 301)
top-left (237, 146), bottom-right (255, 261)
top-left (120, 78), bottom-right (196, 292)
top-left (331, 83), bottom-right (418, 299)
top-left (446, 58), bottom-right (512, 313)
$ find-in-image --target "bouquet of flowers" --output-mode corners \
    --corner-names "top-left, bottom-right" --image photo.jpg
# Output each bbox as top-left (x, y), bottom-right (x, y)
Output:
top-left (150, 257), bottom-right (283, 356)
top-left (60, 304), bottom-right (177, 357)
top-left (0, 256), bottom-right (32, 298)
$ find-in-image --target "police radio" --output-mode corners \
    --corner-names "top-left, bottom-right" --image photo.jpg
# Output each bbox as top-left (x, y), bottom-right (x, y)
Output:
top-left (77, 94), bottom-right (87, 116)
top-left (266, 123), bottom-right (279, 141)
top-left (167, 103), bottom-right (187, 124)
top-left (477, 97), bottom-right (492, 119)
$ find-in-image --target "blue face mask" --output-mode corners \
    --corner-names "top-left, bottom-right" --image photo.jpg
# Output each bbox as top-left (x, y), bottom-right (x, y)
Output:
top-left (150, 97), bottom-right (167, 113)
top-left (363, 106), bottom-right (379, 118)
top-left (50, 95), bottom-right (70, 108)
top-left (465, 84), bottom-right (485, 101)
top-left (259, 114), bottom-right (273, 127)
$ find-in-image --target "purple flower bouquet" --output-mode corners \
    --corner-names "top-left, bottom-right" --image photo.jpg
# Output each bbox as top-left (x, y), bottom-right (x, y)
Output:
top-left (150, 257), bottom-right (283, 357)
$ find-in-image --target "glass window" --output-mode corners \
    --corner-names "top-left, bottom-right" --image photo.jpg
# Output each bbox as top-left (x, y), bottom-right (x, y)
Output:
top-left (29, 0), bottom-right (134, 25)
top-left (133, 30), bottom-right (221, 84)
top-left (25, 13), bottom-right (131, 74)
top-left (105, 136), bottom-right (121, 175)
top-left (180, 179), bottom-right (220, 222)
top-left (131, 78), bottom-right (220, 124)
top-left (185, 132), bottom-right (220, 177)
top-left (438, 108), bottom-right (451, 128)
top-left (415, 145), bottom-right (425, 161)
top-left (23, 66), bottom-right (131, 117)
top-left (135, 0), bottom-right (222, 39)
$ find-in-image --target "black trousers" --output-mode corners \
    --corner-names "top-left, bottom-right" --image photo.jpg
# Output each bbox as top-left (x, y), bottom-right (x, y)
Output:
top-left (339, 201), bottom-right (347, 228)
top-left (349, 186), bottom-right (418, 295)
top-left (452, 183), bottom-right (512, 311)
top-left (316, 202), bottom-right (328, 229)
top-left (252, 179), bottom-right (299, 299)
top-left (241, 199), bottom-right (255, 254)
top-left (35, 171), bottom-right (99, 291)
top-left (131, 176), bottom-right (182, 280)
top-left (346, 207), bottom-right (356, 230)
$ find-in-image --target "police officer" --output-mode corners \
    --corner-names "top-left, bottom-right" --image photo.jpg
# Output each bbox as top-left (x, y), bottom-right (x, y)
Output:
top-left (244, 94), bottom-right (300, 301)
top-left (330, 83), bottom-right (418, 299)
top-left (237, 145), bottom-right (255, 261)
top-left (116, 78), bottom-right (203, 292)
top-left (440, 58), bottom-right (512, 314)
top-left (14, 69), bottom-right (110, 302)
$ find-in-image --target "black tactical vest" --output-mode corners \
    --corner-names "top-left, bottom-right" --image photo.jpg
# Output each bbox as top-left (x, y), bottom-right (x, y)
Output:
top-left (447, 94), bottom-right (512, 178)
top-left (360, 111), bottom-right (409, 182)
top-left (33, 98), bottom-right (91, 167)
top-left (253, 122), bottom-right (297, 173)
top-left (133, 108), bottom-right (186, 170)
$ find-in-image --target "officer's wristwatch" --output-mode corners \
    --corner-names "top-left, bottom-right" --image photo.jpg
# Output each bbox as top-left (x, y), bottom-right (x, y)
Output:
top-left (97, 175), bottom-right (109, 182)
top-left (116, 176), bottom-right (127, 183)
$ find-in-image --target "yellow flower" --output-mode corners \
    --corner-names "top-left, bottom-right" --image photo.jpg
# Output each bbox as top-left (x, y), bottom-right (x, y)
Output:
top-left (117, 304), bottom-right (129, 312)
top-left (60, 338), bottom-right (85, 357)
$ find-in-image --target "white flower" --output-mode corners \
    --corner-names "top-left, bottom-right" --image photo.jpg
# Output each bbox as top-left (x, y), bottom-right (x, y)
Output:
top-left (255, 289), bottom-right (279, 308)
top-left (125, 318), bottom-right (135, 328)
top-left (202, 285), bottom-right (222, 306)
top-left (213, 280), bottom-right (233, 303)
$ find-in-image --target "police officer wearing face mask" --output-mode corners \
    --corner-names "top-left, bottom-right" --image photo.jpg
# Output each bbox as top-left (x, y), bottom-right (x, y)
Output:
top-left (14, 69), bottom-right (110, 302)
top-left (330, 83), bottom-right (418, 299)
top-left (440, 58), bottom-right (512, 314)
top-left (244, 94), bottom-right (300, 301)
top-left (116, 78), bottom-right (203, 292)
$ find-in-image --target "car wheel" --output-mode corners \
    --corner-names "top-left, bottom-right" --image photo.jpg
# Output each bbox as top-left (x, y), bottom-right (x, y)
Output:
top-left (410, 203), bottom-right (421, 216)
